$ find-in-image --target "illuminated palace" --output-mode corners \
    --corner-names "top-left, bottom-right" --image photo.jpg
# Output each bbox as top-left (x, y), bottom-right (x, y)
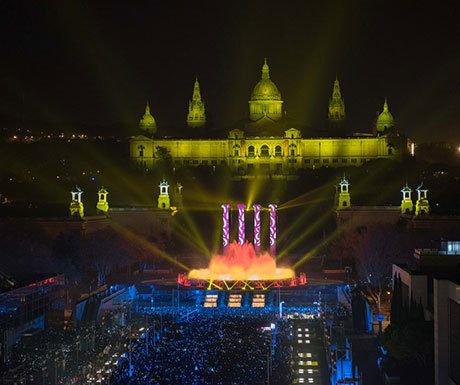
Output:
top-left (130, 59), bottom-right (407, 174)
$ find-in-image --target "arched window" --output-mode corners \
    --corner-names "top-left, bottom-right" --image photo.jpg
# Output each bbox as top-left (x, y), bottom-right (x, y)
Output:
top-left (138, 145), bottom-right (145, 157)
top-left (247, 146), bottom-right (255, 157)
top-left (275, 145), bottom-right (282, 157)
top-left (233, 144), bottom-right (240, 157)
top-left (260, 145), bottom-right (269, 157)
top-left (290, 149), bottom-right (295, 156)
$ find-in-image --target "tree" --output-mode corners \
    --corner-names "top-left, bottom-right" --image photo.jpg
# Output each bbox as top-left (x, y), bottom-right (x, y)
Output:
top-left (327, 228), bottom-right (358, 269)
top-left (82, 228), bottom-right (132, 286)
top-left (382, 293), bottom-right (434, 385)
top-left (390, 273), bottom-right (403, 328)
top-left (155, 146), bottom-right (172, 172)
top-left (352, 224), bottom-right (409, 313)
top-left (52, 233), bottom-right (82, 279)
top-left (81, 227), bottom-right (153, 286)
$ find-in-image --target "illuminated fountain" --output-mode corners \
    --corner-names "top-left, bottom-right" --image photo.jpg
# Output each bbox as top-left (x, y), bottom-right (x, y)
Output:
top-left (188, 241), bottom-right (294, 281)
top-left (178, 203), bottom-right (307, 290)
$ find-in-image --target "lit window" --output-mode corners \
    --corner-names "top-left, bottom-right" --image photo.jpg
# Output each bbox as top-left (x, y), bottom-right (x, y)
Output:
top-left (260, 145), bottom-right (269, 157)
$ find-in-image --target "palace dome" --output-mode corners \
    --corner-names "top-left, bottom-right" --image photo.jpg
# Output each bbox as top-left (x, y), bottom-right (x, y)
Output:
top-left (250, 59), bottom-right (282, 101)
top-left (141, 113), bottom-right (156, 126)
top-left (139, 103), bottom-right (157, 136)
top-left (376, 98), bottom-right (394, 132)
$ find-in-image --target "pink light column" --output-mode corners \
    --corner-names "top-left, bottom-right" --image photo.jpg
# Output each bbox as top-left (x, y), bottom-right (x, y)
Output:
top-left (253, 204), bottom-right (261, 253)
top-left (269, 204), bottom-right (277, 255)
top-left (237, 204), bottom-right (246, 245)
top-left (221, 204), bottom-right (230, 249)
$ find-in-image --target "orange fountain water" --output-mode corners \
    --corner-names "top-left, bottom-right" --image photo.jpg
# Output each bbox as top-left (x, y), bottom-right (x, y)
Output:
top-left (188, 241), bottom-right (294, 281)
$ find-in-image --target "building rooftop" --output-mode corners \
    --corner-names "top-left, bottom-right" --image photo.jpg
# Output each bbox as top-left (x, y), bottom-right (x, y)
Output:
top-left (415, 240), bottom-right (460, 257)
top-left (0, 276), bottom-right (64, 320)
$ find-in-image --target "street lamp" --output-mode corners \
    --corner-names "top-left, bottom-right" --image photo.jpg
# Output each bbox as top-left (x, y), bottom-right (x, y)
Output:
top-left (279, 301), bottom-right (285, 318)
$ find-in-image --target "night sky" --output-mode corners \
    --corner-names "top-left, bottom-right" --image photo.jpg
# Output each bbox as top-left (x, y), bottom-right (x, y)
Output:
top-left (1, 0), bottom-right (460, 142)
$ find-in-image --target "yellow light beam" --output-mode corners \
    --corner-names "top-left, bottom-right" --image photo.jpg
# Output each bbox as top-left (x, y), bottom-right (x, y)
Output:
top-left (110, 222), bottom-right (190, 271)
top-left (277, 211), bottom-right (332, 260)
top-left (293, 229), bottom-right (341, 270)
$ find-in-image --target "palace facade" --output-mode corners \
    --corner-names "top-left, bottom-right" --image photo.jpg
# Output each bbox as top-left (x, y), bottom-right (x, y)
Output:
top-left (130, 60), bottom-right (407, 175)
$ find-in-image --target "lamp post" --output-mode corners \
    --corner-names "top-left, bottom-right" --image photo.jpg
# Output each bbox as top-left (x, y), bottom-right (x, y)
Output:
top-left (266, 351), bottom-right (270, 385)
top-left (128, 325), bottom-right (133, 378)
top-left (279, 301), bottom-right (285, 318)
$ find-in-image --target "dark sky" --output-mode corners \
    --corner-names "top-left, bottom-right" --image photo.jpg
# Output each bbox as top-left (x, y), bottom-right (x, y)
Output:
top-left (1, 0), bottom-right (460, 142)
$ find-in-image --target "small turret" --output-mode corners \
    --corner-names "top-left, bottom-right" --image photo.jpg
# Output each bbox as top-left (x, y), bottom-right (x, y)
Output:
top-left (139, 102), bottom-right (157, 136)
top-left (401, 184), bottom-right (413, 214)
top-left (158, 179), bottom-right (170, 209)
top-left (96, 187), bottom-right (109, 213)
top-left (69, 186), bottom-right (84, 218)
top-left (337, 176), bottom-right (351, 209)
top-left (415, 183), bottom-right (429, 216)
top-left (187, 78), bottom-right (206, 128)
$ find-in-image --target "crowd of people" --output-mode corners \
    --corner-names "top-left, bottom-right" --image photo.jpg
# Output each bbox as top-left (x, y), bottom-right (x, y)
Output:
top-left (2, 292), bottom-right (351, 385)
top-left (5, 311), bottom-right (142, 385)
top-left (111, 307), bottom-right (293, 385)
